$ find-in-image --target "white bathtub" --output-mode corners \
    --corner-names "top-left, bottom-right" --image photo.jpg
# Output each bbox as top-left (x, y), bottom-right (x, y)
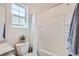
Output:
top-left (38, 49), bottom-right (57, 56)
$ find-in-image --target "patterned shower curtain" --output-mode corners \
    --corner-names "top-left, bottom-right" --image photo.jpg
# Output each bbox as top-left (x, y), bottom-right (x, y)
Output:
top-left (67, 4), bottom-right (79, 56)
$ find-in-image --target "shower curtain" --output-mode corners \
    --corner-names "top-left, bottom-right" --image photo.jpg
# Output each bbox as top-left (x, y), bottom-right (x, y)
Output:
top-left (68, 3), bottom-right (79, 56)
top-left (74, 4), bottom-right (79, 55)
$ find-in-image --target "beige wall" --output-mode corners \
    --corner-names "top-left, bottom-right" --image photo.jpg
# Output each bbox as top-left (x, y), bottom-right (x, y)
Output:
top-left (0, 3), bottom-right (38, 47)
top-left (5, 4), bottom-right (31, 47)
top-left (4, 3), bottom-right (39, 47)
top-left (0, 4), bottom-right (5, 29)
top-left (37, 4), bottom-right (76, 55)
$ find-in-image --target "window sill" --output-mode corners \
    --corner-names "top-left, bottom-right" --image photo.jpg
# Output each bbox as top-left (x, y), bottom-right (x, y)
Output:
top-left (12, 25), bottom-right (28, 28)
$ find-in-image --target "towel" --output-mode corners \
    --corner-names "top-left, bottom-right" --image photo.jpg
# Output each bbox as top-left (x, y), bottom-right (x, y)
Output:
top-left (0, 27), bottom-right (3, 37)
top-left (0, 24), bottom-right (5, 42)
top-left (3, 24), bottom-right (5, 39)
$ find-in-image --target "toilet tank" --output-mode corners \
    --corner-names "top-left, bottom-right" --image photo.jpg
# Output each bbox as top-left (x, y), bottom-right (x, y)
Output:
top-left (16, 42), bottom-right (30, 56)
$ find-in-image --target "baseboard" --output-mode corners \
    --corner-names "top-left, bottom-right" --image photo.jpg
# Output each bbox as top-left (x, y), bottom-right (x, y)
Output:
top-left (38, 48), bottom-right (57, 56)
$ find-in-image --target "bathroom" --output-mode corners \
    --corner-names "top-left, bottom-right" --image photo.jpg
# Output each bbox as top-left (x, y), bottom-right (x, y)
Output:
top-left (0, 3), bottom-right (77, 56)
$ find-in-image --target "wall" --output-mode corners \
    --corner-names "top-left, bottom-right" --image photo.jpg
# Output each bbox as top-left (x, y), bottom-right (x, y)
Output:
top-left (4, 3), bottom-right (39, 47)
top-left (0, 4), bottom-right (5, 37)
top-left (37, 4), bottom-right (76, 55)
top-left (0, 4), bottom-right (5, 29)
top-left (5, 4), bottom-right (30, 47)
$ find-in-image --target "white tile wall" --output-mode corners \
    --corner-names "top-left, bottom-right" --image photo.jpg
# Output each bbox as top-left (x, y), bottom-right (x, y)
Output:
top-left (37, 4), bottom-right (76, 56)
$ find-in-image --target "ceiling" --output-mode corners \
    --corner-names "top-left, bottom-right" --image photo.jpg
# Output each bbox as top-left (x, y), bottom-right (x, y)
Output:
top-left (23, 3), bottom-right (61, 11)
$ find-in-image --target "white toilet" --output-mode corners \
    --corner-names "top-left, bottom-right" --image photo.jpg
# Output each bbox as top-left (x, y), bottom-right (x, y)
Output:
top-left (16, 41), bottom-right (34, 56)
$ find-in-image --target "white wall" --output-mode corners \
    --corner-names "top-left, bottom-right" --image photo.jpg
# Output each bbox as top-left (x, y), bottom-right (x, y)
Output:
top-left (5, 4), bottom-right (31, 47)
top-left (4, 3), bottom-right (39, 47)
top-left (0, 3), bottom-right (39, 47)
top-left (0, 4), bottom-right (5, 29)
top-left (37, 4), bottom-right (76, 56)
top-left (0, 4), bottom-right (5, 38)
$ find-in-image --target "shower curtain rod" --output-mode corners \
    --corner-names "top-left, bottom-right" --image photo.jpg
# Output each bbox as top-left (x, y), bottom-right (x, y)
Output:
top-left (47, 3), bottom-right (62, 9)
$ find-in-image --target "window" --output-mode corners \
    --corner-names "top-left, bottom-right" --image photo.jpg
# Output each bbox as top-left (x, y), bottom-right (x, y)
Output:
top-left (11, 4), bottom-right (28, 28)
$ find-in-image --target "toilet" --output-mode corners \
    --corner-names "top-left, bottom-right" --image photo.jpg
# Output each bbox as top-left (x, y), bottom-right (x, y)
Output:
top-left (16, 41), bottom-right (34, 56)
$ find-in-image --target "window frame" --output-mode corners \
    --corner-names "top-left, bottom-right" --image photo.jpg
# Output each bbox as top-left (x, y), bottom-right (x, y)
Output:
top-left (11, 3), bottom-right (28, 28)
